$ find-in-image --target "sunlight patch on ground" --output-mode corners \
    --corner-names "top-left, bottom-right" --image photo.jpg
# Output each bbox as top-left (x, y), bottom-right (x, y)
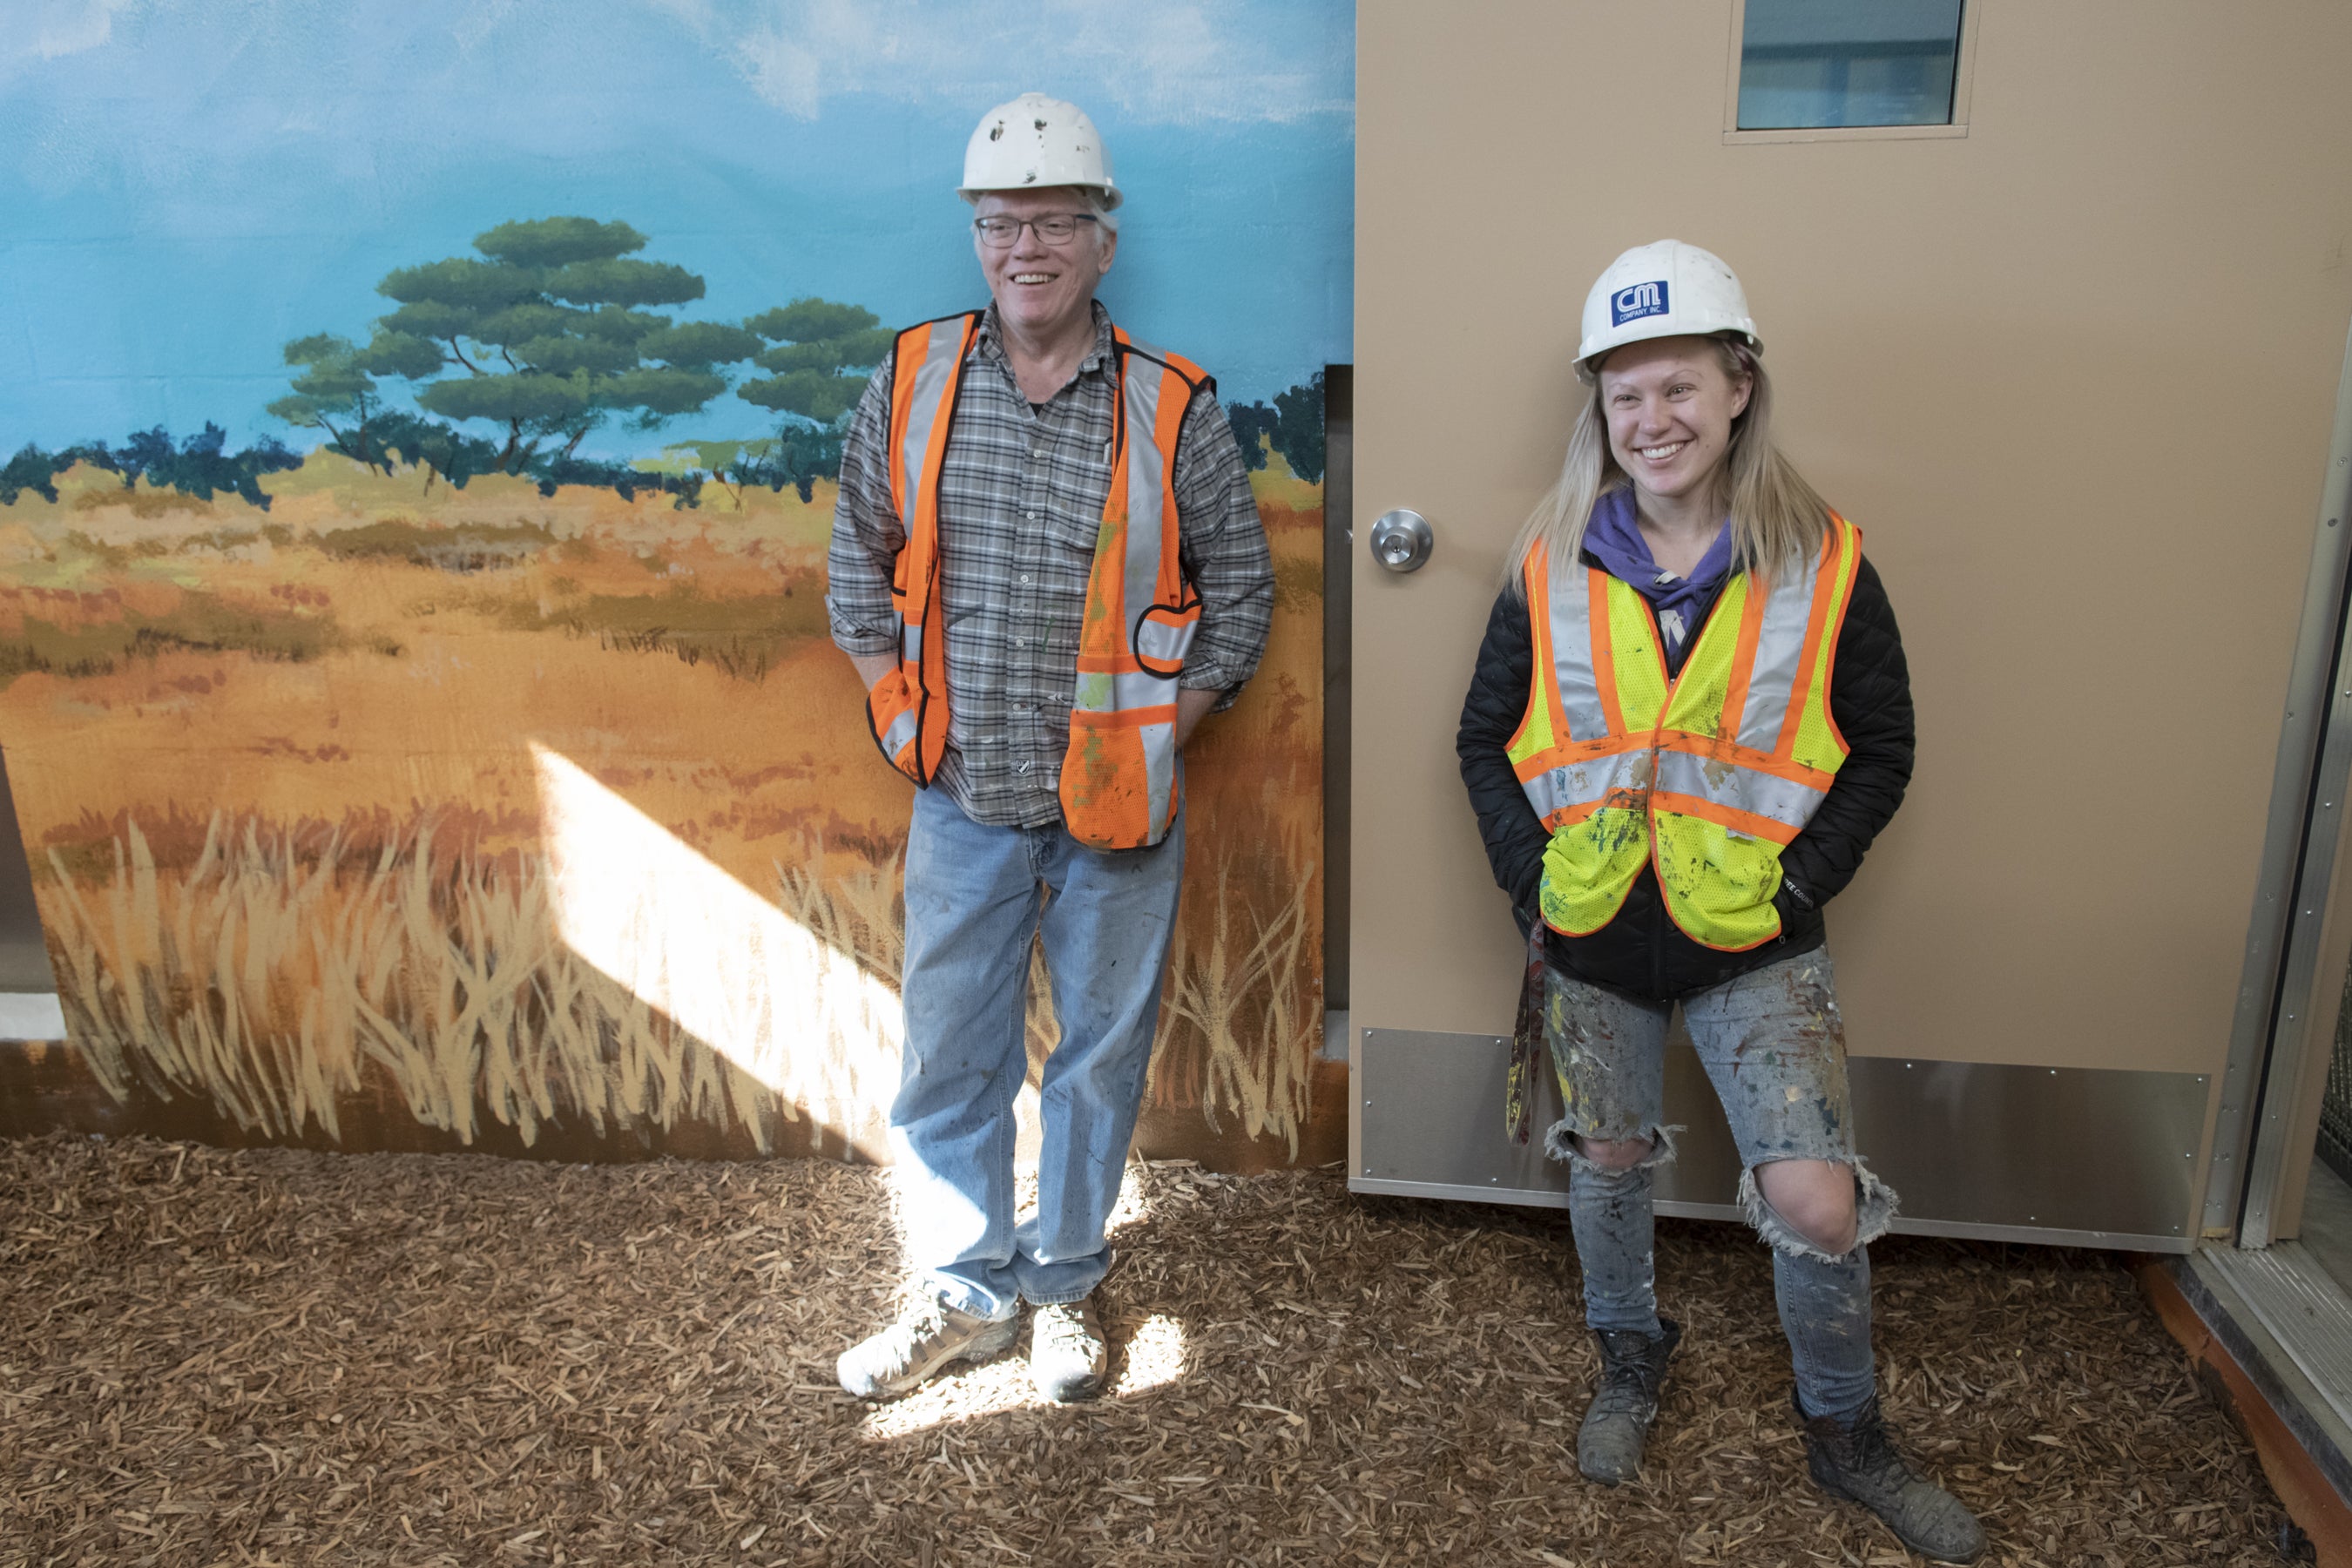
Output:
top-left (858, 1164), bottom-right (1187, 1440)
top-left (1112, 1312), bottom-right (1188, 1394)
top-left (854, 1311), bottom-right (1193, 1442)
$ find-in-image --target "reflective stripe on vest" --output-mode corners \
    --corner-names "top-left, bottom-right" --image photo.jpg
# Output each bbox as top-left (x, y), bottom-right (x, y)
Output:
top-left (863, 312), bottom-right (1205, 850)
top-left (1505, 511), bottom-right (1862, 951)
top-left (863, 313), bottom-right (977, 786)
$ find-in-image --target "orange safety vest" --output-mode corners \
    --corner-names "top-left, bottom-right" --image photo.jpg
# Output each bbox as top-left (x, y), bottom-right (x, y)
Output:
top-left (864, 311), bottom-right (1206, 850)
top-left (1506, 512), bottom-right (1862, 950)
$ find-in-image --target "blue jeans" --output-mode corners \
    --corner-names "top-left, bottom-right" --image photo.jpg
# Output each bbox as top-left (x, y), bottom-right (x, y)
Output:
top-left (1546, 949), bottom-right (1896, 1420)
top-left (892, 782), bottom-right (1186, 1321)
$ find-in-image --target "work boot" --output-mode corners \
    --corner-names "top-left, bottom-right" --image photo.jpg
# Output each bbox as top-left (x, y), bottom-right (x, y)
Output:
top-left (1576, 1317), bottom-right (1681, 1484)
top-left (835, 1293), bottom-right (1017, 1400)
top-left (1030, 1294), bottom-right (1110, 1402)
top-left (1795, 1389), bottom-right (1986, 1564)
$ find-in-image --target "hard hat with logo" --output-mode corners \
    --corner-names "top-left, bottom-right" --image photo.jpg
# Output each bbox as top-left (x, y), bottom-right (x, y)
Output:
top-left (1576, 240), bottom-right (1759, 377)
top-left (960, 92), bottom-right (1120, 210)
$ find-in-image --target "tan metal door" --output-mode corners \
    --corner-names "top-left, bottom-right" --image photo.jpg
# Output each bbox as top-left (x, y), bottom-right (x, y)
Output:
top-left (1350, 0), bottom-right (2352, 1245)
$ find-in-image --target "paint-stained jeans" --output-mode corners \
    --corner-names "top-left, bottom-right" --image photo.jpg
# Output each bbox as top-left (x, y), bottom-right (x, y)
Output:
top-left (892, 782), bottom-right (1184, 1321)
top-left (1546, 948), bottom-right (1896, 1419)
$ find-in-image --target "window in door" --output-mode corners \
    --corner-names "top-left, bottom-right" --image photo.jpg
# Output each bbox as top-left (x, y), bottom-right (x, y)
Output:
top-left (1732, 0), bottom-right (1970, 136)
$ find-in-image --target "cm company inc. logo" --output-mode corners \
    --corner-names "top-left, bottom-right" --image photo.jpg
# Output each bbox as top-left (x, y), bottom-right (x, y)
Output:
top-left (1611, 280), bottom-right (1669, 328)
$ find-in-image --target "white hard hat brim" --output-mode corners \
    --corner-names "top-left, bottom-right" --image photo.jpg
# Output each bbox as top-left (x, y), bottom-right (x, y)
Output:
top-left (1575, 328), bottom-right (1761, 382)
top-left (957, 182), bottom-right (1122, 210)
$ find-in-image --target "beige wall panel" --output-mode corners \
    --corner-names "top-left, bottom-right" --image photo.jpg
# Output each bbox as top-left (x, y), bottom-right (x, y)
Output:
top-left (1357, 1), bottom-right (2352, 1071)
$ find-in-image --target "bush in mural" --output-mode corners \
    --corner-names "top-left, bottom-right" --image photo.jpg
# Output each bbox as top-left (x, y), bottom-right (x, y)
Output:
top-left (1227, 368), bottom-right (1327, 484)
top-left (2, 426), bottom-right (305, 510)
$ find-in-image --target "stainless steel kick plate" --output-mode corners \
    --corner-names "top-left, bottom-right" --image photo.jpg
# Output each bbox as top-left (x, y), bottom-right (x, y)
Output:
top-left (1350, 1025), bottom-right (2206, 1252)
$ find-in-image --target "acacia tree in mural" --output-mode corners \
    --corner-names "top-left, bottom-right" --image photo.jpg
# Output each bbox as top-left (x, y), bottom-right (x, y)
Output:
top-left (268, 219), bottom-right (896, 504)
top-left (382, 218), bottom-right (763, 467)
top-left (269, 332), bottom-right (445, 476)
top-left (700, 298), bottom-right (893, 503)
top-left (271, 218), bottom-right (760, 496)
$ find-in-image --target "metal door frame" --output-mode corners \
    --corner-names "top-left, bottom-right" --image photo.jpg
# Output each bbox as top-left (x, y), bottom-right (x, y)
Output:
top-left (2209, 320), bottom-right (2352, 1246)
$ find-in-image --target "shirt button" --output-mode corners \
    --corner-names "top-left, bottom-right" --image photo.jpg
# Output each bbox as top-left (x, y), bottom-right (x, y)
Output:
top-left (1019, 574), bottom-right (1031, 584)
top-left (1024, 510), bottom-right (1037, 521)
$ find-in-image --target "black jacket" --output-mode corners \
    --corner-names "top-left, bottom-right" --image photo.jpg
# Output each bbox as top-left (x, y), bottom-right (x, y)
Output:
top-left (1456, 552), bottom-right (1915, 1000)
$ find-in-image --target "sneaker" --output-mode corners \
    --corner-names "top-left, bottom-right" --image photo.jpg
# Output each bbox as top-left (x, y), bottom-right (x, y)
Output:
top-left (1577, 1318), bottom-right (1681, 1485)
top-left (835, 1293), bottom-right (1017, 1401)
top-left (1030, 1294), bottom-right (1109, 1402)
top-left (1795, 1389), bottom-right (1987, 1564)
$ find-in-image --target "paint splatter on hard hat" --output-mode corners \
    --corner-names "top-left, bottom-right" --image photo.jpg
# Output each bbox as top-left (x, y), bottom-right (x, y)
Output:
top-left (960, 92), bottom-right (1119, 209)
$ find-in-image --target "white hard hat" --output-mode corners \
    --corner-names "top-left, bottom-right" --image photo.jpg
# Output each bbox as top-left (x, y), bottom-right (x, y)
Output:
top-left (959, 92), bottom-right (1119, 210)
top-left (1577, 240), bottom-right (1760, 375)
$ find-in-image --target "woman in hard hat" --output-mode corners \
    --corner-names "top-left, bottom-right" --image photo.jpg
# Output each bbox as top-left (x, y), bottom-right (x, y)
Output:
top-left (1454, 240), bottom-right (1984, 1564)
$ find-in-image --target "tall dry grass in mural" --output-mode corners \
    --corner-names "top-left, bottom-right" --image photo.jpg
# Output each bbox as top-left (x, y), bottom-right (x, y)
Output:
top-left (0, 454), bottom-right (1326, 1162)
top-left (36, 809), bottom-right (1317, 1157)
top-left (38, 812), bottom-right (915, 1154)
top-left (1155, 832), bottom-right (1319, 1149)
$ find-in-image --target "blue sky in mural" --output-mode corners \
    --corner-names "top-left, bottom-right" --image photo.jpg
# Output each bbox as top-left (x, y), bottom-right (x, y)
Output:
top-left (0, 0), bottom-right (1354, 456)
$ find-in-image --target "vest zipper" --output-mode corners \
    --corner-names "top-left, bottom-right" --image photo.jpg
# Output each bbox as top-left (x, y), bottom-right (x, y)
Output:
top-left (1651, 885), bottom-right (1665, 997)
top-left (1629, 573), bottom-right (1734, 999)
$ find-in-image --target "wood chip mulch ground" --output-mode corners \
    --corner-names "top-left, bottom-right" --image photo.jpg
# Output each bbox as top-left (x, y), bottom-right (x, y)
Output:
top-left (0, 1132), bottom-right (2297, 1566)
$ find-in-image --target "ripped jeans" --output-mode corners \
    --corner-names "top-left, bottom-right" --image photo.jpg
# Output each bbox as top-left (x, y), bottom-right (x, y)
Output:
top-left (1545, 948), bottom-right (1896, 1420)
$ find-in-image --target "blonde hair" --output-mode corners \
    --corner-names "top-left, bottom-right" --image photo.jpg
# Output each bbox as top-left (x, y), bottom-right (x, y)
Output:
top-left (1504, 337), bottom-right (1829, 598)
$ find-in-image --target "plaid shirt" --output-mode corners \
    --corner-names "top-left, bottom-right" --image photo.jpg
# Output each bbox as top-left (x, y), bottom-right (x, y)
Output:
top-left (827, 302), bottom-right (1274, 829)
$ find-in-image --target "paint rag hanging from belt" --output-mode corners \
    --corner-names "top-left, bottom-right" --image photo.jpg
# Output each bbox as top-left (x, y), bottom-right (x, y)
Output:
top-left (1505, 923), bottom-right (1548, 1143)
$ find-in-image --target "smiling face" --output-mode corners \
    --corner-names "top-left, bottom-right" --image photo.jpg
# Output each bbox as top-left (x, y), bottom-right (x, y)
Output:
top-left (972, 187), bottom-right (1117, 344)
top-left (1595, 335), bottom-right (1754, 518)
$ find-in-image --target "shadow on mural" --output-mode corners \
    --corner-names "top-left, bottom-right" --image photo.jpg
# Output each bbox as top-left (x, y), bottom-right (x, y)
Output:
top-left (0, 211), bottom-right (1338, 1170)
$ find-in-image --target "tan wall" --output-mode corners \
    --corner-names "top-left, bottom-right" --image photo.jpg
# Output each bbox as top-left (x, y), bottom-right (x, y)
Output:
top-left (1355, 1), bottom-right (2352, 1073)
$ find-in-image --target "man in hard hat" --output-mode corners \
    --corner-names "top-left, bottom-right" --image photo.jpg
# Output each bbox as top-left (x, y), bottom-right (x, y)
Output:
top-left (827, 93), bottom-right (1273, 1403)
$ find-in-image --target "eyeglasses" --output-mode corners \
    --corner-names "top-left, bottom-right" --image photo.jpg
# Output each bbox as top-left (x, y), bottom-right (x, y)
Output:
top-left (973, 214), bottom-right (1100, 247)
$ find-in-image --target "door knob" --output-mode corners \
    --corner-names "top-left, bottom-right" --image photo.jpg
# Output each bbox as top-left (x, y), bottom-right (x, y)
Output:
top-left (1370, 510), bottom-right (1434, 573)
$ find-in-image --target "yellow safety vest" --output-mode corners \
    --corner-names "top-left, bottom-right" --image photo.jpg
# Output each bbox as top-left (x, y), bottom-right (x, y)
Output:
top-left (1506, 512), bottom-right (1862, 951)
top-left (864, 311), bottom-right (1206, 850)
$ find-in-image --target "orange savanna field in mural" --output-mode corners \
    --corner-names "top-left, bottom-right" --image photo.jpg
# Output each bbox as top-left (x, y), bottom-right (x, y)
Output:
top-left (0, 450), bottom-right (1333, 1166)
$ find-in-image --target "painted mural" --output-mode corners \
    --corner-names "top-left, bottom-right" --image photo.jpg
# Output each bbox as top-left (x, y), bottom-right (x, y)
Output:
top-left (0, 2), bottom-right (1353, 1168)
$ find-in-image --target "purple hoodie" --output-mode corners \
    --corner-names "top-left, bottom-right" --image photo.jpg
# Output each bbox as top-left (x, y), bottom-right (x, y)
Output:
top-left (1578, 488), bottom-right (1734, 664)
